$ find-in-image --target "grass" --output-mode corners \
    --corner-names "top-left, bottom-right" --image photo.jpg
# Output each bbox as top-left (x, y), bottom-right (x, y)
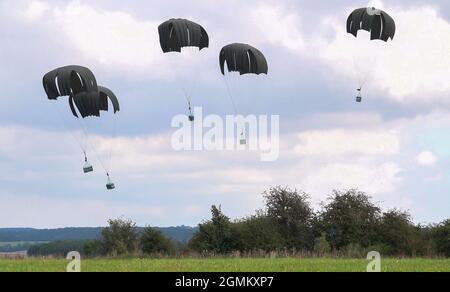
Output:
top-left (0, 258), bottom-right (449, 272)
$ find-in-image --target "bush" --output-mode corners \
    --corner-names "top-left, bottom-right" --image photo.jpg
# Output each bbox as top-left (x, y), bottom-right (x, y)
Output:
top-left (376, 209), bottom-right (415, 256)
top-left (264, 186), bottom-right (316, 251)
top-left (27, 240), bottom-right (86, 257)
top-left (320, 189), bottom-right (381, 251)
top-left (234, 215), bottom-right (284, 252)
top-left (432, 220), bottom-right (450, 257)
top-left (141, 227), bottom-right (175, 255)
top-left (101, 218), bottom-right (139, 256)
top-left (83, 240), bottom-right (103, 257)
top-left (367, 243), bottom-right (393, 256)
top-left (189, 206), bottom-right (238, 254)
top-left (314, 234), bottom-right (331, 255)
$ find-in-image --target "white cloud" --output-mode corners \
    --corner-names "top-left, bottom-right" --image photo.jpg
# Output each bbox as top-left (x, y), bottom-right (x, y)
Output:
top-left (416, 151), bottom-right (438, 166)
top-left (18, 1), bottom-right (175, 79)
top-left (22, 1), bottom-right (50, 21)
top-left (250, 1), bottom-right (450, 104)
top-left (3, 108), bottom-right (450, 226)
top-left (294, 129), bottom-right (400, 156)
top-left (0, 192), bottom-right (166, 228)
top-left (318, 3), bottom-right (450, 103)
top-left (299, 162), bottom-right (402, 196)
top-left (3, 0), bottom-right (450, 226)
top-left (250, 4), bottom-right (305, 51)
top-left (14, 0), bottom-right (450, 103)
top-left (54, 2), bottom-right (162, 76)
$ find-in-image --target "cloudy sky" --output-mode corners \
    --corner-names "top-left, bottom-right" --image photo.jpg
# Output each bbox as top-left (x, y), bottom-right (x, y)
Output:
top-left (1, 0), bottom-right (450, 228)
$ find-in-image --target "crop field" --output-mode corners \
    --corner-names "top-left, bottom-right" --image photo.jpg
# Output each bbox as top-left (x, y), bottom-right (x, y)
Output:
top-left (0, 258), bottom-right (449, 272)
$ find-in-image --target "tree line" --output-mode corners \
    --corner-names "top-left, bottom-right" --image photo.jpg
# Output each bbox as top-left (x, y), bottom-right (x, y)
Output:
top-left (28, 187), bottom-right (450, 258)
top-left (190, 188), bottom-right (449, 257)
top-left (28, 221), bottom-right (177, 257)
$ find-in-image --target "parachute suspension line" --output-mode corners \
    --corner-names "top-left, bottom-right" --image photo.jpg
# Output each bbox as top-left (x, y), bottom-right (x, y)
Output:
top-left (352, 54), bottom-right (365, 90)
top-left (351, 48), bottom-right (380, 102)
top-left (188, 101), bottom-right (194, 116)
top-left (176, 73), bottom-right (191, 104)
top-left (52, 102), bottom-right (88, 157)
top-left (223, 76), bottom-right (239, 115)
top-left (105, 117), bottom-right (118, 190)
top-left (87, 137), bottom-right (108, 175)
top-left (75, 113), bottom-right (89, 151)
top-left (223, 76), bottom-right (245, 140)
top-left (175, 56), bottom-right (198, 118)
top-left (67, 98), bottom-right (91, 153)
top-left (105, 114), bottom-right (117, 175)
top-left (353, 41), bottom-right (380, 102)
top-left (79, 118), bottom-right (109, 176)
top-left (174, 64), bottom-right (194, 116)
top-left (50, 102), bottom-right (95, 173)
top-left (79, 110), bottom-right (117, 183)
top-left (105, 111), bottom-right (118, 190)
top-left (354, 56), bottom-right (375, 90)
top-left (81, 109), bottom-right (119, 178)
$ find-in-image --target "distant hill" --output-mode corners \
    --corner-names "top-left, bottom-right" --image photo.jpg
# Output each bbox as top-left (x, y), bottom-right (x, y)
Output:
top-left (0, 226), bottom-right (197, 247)
top-left (0, 228), bottom-right (103, 243)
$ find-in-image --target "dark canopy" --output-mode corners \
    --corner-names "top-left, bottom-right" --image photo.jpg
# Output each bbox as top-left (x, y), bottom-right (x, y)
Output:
top-left (43, 66), bottom-right (98, 100)
top-left (44, 66), bottom-right (119, 119)
top-left (69, 86), bottom-right (120, 119)
top-left (220, 43), bottom-right (268, 75)
top-left (158, 18), bottom-right (209, 53)
top-left (347, 7), bottom-right (396, 42)
top-left (98, 86), bottom-right (120, 114)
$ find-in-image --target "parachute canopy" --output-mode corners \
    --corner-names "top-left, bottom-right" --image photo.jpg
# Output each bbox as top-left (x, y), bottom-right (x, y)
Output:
top-left (44, 66), bottom-right (119, 119)
top-left (220, 43), bottom-right (268, 75)
top-left (347, 7), bottom-right (396, 42)
top-left (43, 66), bottom-right (98, 100)
top-left (158, 18), bottom-right (209, 53)
top-left (98, 86), bottom-right (120, 114)
top-left (69, 86), bottom-right (120, 119)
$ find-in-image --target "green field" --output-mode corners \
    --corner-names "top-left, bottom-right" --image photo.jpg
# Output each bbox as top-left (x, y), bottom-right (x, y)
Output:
top-left (0, 258), bottom-right (449, 272)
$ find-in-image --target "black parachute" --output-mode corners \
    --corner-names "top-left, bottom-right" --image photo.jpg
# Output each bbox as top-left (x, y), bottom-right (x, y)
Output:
top-left (43, 66), bottom-right (119, 189)
top-left (158, 18), bottom-right (209, 121)
top-left (347, 7), bottom-right (396, 42)
top-left (219, 44), bottom-right (268, 145)
top-left (43, 66), bottom-right (120, 118)
top-left (220, 43), bottom-right (268, 75)
top-left (158, 18), bottom-right (209, 53)
top-left (346, 7), bottom-right (396, 102)
top-left (69, 86), bottom-right (120, 118)
top-left (43, 66), bottom-right (98, 100)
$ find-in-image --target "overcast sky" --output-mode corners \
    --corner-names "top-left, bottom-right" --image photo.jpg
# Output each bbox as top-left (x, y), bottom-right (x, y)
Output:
top-left (1, 0), bottom-right (450, 228)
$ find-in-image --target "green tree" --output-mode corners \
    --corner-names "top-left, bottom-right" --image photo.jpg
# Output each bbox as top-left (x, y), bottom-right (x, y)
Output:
top-left (234, 213), bottom-right (284, 252)
top-left (141, 227), bottom-right (175, 255)
top-left (432, 219), bottom-right (450, 257)
top-left (264, 186), bottom-right (316, 250)
top-left (314, 234), bottom-right (331, 255)
top-left (189, 205), bottom-right (237, 254)
top-left (83, 240), bottom-right (103, 257)
top-left (376, 209), bottom-right (415, 255)
top-left (101, 218), bottom-right (139, 256)
top-left (320, 189), bottom-right (381, 251)
top-left (27, 241), bottom-right (86, 257)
